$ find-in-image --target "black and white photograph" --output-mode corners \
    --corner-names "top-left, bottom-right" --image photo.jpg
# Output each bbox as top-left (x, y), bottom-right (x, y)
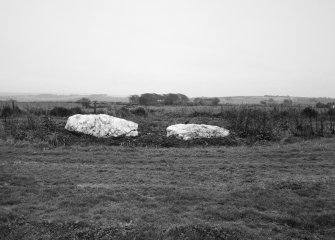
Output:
top-left (1, 0), bottom-right (335, 239)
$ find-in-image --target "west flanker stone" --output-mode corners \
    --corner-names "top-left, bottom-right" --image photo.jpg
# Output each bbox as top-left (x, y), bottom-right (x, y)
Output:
top-left (65, 114), bottom-right (138, 138)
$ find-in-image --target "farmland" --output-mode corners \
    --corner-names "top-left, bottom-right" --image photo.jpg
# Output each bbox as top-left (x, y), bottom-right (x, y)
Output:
top-left (0, 101), bottom-right (335, 239)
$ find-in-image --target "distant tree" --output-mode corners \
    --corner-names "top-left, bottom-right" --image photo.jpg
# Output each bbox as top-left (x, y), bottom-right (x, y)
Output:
top-left (164, 93), bottom-right (179, 105)
top-left (283, 99), bottom-right (293, 106)
top-left (163, 93), bottom-right (189, 105)
top-left (316, 102), bottom-right (327, 108)
top-left (129, 95), bottom-right (140, 104)
top-left (77, 98), bottom-right (91, 108)
top-left (139, 93), bottom-right (164, 105)
top-left (193, 98), bottom-right (205, 106)
top-left (211, 97), bottom-right (220, 106)
top-left (260, 100), bottom-right (267, 105)
top-left (137, 93), bottom-right (189, 106)
top-left (177, 94), bottom-right (189, 105)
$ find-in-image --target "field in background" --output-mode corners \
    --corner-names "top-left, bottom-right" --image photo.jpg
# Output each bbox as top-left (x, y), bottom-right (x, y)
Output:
top-left (0, 93), bottom-right (128, 103)
top-left (1, 138), bottom-right (334, 239)
top-left (0, 101), bottom-right (82, 111)
top-left (218, 96), bottom-right (335, 105)
top-left (1, 93), bottom-right (335, 105)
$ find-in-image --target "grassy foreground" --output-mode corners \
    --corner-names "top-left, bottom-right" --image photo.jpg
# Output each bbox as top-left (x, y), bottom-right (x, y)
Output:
top-left (0, 139), bottom-right (335, 239)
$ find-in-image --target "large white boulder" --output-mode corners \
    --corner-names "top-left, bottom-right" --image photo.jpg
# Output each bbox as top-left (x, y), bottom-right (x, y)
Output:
top-left (167, 124), bottom-right (229, 140)
top-left (65, 114), bottom-right (138, 138)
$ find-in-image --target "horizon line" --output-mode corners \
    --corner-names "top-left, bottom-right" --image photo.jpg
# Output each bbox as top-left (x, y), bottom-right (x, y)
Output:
top-left (1, 92), bottom-right (335, 99)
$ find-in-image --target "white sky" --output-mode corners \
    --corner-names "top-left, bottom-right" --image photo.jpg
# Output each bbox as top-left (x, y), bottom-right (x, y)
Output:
top-left (0, 0), bottom-right (335, 97)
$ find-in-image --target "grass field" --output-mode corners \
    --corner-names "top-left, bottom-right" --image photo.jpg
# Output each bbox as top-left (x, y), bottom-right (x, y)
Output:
top-left (1, 138), bottom-right (334, 239)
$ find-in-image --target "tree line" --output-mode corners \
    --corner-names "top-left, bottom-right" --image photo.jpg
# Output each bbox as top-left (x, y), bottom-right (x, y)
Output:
top-left (129, 93), bottom-right (220, 106)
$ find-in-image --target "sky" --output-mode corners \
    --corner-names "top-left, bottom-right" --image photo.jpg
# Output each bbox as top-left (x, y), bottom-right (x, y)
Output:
top-left (0, 0), bottom-right (335, 97)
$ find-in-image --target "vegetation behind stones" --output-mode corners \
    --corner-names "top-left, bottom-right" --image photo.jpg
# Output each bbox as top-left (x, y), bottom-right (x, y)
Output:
top-left (0, 100), bottom-right (334, 147)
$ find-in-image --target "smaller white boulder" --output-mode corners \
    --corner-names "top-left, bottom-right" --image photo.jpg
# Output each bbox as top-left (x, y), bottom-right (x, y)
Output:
top-left (166, 124), bottom-right (229, 140)
top-left (65, 114), bottom-right (138, 138)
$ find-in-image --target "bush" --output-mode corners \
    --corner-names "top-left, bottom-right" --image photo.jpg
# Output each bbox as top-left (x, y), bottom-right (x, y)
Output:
top-left (115, 106), bottom-right (131, 118)
top-left (25, 107), bottom-right (47, 116)
top-left (71, 107), bottom-right (82, 114)
top-left (1, 105), bottom-right (23, 122)
top-left (302, 107), bottom-right (318, 119)
top-left (76, 98), bottom-right (91, 108)
top-left (130, 107), bottom-right (147, 116)
top-left (1, 106), bottom-right (13, 120)
top-left (50, 107), bottom-right (82, 117)
top-left (328, 108), bottom-right (335, 116)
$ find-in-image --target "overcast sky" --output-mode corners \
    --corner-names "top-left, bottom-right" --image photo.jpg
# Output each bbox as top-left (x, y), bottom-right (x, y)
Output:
top-left (0, 0), bottom-right (335, 97)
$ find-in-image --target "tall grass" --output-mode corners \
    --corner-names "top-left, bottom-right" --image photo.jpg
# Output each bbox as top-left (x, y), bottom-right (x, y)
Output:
top-left (186, 105), bottom-right (334, 141)
top-left (0, 102), bottom-right (334, 147)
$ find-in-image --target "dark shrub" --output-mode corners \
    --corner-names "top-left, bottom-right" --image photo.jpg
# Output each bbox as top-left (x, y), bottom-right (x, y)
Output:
top-left (1, 105), bottom-right (22, 118)
top-left (129, 95), bottom-right (140, 104)
top-left (50, 107), bottom-right (82, 117)
top-left (50, 107), bottom-right (71, 117)
top-left (189, 111), bottom-right (213, 117)
top-left (301, 107), bottom-right (318, 134)
top-left (71, 107), bottom-right (82, 114)
top-left (130, 107), bottom-right (147, 116)
top-left (1, 106), bottom-right (13, 120)
top-left (328, 108), bottom-right (335, 116)
top-left (114, 106), bottom-right (131, 118)
top-left (302, 107), bottom-right (318, 119)
top-left (26, 108), bottom-right (46, 116)
top-left (76, 98), bottom-right (91, 108)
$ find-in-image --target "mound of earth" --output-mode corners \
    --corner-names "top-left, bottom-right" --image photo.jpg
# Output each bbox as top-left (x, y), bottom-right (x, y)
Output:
top-left (167, 124), bottom-right (229, 140)
top-left (65, 114), bottom-right (138, 138)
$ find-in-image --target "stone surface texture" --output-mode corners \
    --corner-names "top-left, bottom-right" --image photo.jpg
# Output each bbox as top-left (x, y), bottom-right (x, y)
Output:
top-left (65, 114), bottom-right (138, 138)
top-left (166, 124), bottom-right (229, 140)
